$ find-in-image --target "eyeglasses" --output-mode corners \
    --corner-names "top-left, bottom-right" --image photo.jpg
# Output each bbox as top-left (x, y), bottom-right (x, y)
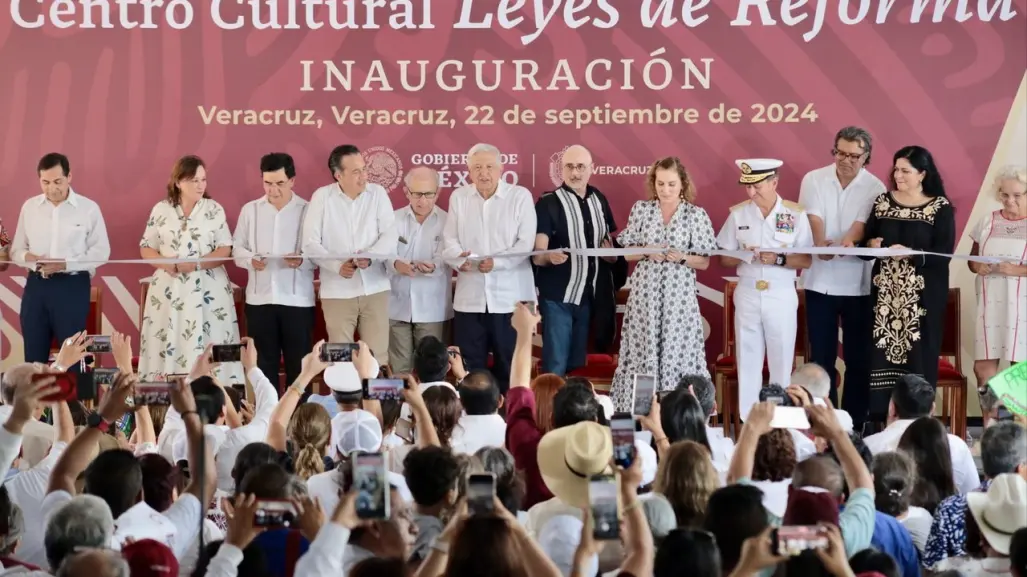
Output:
top-left (832, 149), bottom-right (865, 161)
top-left (408, 191), bottom-right (437, 200)
top-left (564, 163), bottom-right (591, 173)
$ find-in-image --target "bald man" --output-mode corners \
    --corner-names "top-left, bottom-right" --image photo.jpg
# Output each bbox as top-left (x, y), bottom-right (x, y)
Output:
top-left (533, 145), bottom-right (620, 375)
top-left (387, 166), bottom-right (453, 373)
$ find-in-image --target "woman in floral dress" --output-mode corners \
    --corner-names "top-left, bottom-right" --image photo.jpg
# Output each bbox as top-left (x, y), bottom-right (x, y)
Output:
top-left (609, 157), bottom-right (717, 412)
top-left (860, 146), bottom-right (955, 421)
top-left (138, 155), bottom-right (242, 383)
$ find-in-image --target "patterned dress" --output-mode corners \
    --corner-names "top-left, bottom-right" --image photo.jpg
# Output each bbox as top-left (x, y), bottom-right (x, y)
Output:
top-left (863, 193), bottom-right (955, 418)
top-left (610, 200), bottom-right (717, 412)
top-left (970, 211), bottom-right (1027, 362)
top-left (137, 199), bottom-right (242, 383)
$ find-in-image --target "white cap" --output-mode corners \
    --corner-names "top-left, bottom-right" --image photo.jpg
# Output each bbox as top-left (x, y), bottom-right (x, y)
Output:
top-left (332, 409), bottom-right (383, 458)
top-left (736, 158), bottom-right (784, 184)
top-left (324, 358), bottom-right (380, 393)
top-left (634, 439), bottom-right (658, 488)
top-left (595, 394), bottom-right (614, 421)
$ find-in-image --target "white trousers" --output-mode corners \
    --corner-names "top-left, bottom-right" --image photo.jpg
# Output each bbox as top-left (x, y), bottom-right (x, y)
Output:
top-left (733, 281), bottom-right (798, 420)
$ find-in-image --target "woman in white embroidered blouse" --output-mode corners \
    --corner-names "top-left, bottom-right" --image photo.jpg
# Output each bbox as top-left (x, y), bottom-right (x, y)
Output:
top-left (968, 165), bottom-right (1027, 422)
top-left (137, 155), bottom-right (242, 384)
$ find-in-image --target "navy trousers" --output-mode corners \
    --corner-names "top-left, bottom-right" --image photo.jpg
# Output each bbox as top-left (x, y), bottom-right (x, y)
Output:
top-left (804, 290), bottom-right (873, 427)
top-left (453, 310), bottom-right (516, 394)
top-left (20, 272), bottom-right (91, 370)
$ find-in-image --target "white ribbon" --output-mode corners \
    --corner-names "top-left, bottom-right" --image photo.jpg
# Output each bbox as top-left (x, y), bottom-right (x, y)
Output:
top-left (23, 246), bottom-right (1020, 266)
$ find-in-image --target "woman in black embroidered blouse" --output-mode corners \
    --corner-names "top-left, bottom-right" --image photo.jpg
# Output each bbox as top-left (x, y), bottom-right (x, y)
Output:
top-left (861, 146), bottom-right (955, 421)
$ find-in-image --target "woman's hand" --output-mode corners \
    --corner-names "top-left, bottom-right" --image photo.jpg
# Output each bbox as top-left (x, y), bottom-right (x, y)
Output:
top-left (814, 525), bottom-right (855, 577)
top-left (158, 263), bottom-right (178, 277)
top-left (976, 263), bottom-right (993, 276)
top-left (647, 245), bottom-right (667, 262)
top-left (177, 261), bottom-right (198, 274)
top-left (867, 237), bottom-right (883, 249)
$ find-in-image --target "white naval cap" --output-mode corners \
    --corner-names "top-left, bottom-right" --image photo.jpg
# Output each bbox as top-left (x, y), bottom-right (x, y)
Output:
top-left (736, 158), bottom-right (784, 185)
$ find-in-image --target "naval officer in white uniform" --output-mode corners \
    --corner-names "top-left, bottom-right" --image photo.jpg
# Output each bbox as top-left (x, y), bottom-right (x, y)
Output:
top-left (717, 159), bottom-right (814, 420)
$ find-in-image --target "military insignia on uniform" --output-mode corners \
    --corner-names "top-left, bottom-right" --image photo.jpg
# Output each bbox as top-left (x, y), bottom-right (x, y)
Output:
top-left (399, 236), bottom-right (409, 244)
top-left (740, 163), bottom-right (752, 174)
top-left (775, 213), bottom-right (795, 233)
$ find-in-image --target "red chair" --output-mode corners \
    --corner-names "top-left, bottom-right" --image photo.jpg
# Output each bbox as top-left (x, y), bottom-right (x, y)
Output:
top-left (713, 281), bottom-right (809, 437)
top-left (936, 288), bottom-right (968, 440)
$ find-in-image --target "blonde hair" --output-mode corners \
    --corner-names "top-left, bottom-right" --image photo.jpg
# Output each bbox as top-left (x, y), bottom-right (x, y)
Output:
top-left (653, 440), bottom-right (719, 527)
top-left (994, 164), bottom-right (1027, 200)
top-left (646, 157), bottom-right (697, 203)
top-left (288, 404), bottom-right (332, 480)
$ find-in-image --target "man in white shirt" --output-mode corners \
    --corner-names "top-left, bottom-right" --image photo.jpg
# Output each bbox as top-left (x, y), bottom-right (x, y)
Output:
top-left (387, 167), bottom-right (453, 374)
top-left (303, 145), bottom-right (398, 366)
top-left (233, 153), bottom-right (316, 387)
top-left (798, 127), bottom-right (885, 430)
top-left (789, 362), bottom-right (855, 433)
top-left (11, 153), bottom-right (110, 368)
top-left (441, 143), bottom-right (537, 392)
top-left (863, 373), bottom-right (981, 494)
top-left (717, 159), bottom-right (813, 421)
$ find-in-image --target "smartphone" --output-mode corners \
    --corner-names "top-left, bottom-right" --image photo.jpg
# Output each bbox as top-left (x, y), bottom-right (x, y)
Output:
top-left (362, 378), bottom-right (405, 402)
top-left (211, 344), bottom-right (243, 363)
top-left (35, 372), bottom-right (78, 403)
top-left (610, 417), bottom-right (636, 468)
top-left (772, 525), bottom-right (829, 556)
top-left (589, 474), bottom-right (620, 540)
top-left (85, 335), bottom-right (112, 354)
top-left (231, 383), bottom-right (246, 398)
top-left (133, 382), bottom-right (172, 406)
top-left (253, 500), bottom-right (298, 528)
top-left (394, 417), bottom-right (414, 443)
top-left (631, 374), bottom-right (657, 417)
top-left (320, 342), bottom-right (358, 363)
top-left (91, 368), bottom-right (118, 387)
top-left (996, 405), bottom-right (1015, 422)
top-left (167, 373), bottom-right (189, 382)
top-left (353, 453), bottom-right (389, 519)
top-left (520, 301), bottom-right (537, 315)
top-left (467, 473), bottom-right (496, 516)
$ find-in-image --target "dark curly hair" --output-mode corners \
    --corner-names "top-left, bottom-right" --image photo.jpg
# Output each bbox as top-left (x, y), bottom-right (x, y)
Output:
top-left (402, 446), bottom-right (461, 507)
top-left (753, 429), bottom-right (797, 482)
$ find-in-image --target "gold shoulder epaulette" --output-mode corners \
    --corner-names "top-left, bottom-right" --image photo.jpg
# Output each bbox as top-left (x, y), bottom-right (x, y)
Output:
top-left (730, 200), bottom-right (750, 211)
top-left (781, 200), bottom-right (804, 212)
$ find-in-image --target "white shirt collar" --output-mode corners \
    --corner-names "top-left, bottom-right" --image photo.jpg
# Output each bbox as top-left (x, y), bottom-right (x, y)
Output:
top-left (36, 188), bottom-right (79, 207)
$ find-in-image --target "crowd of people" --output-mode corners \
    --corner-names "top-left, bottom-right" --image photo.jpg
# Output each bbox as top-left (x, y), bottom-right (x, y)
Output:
top-left (0, 129), bottom-right (1024, 576)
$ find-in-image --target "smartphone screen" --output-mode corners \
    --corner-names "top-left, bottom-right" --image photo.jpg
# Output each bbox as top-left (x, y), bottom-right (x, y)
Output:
top-left (773, 525), bottom-right (829, 556)
top-left (85, 335), bottom-right (112, 354)
top-left (353, 453), bottom-right (389, 519)
top-left (632, 374), bottom-right (657, 416)
top-left (231, 383), bottom-right (246, 398)
top-left (321, 342), bottom-right (358, 363)
top-left (133, 382), bottom-right (172, 406)
top-left (589, 474), bottom-right (620, 540)
top-left (363, 378), bottom-right (404, 402)
top-left (394, 417), bottom-right (414, 443)
top-left (253, 500), bottom-right (298, 528)
top-left (610, 417), bottom-right (635, 468)
top-left (35, 372), bottom-right (78, 403)
top-left (211, 344), bottom-right (243, 363)
top-left (467, 473), bottom-right (496, 516)
top-left (92, 368), bottom-right (119, 387)
top-left (520, 301), bottom-right (537, 315)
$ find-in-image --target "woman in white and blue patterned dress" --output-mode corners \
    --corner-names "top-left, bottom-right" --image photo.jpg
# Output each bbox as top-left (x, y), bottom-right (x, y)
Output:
top-left (609, 157), bottom-right (716, 413)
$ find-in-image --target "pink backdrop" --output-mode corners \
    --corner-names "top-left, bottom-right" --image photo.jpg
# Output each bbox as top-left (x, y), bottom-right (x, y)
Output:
top-left (2, 1), bottom-right (1025, 362)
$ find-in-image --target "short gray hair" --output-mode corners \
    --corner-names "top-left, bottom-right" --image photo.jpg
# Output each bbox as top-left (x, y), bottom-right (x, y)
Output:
top-left (834, 126), bottom-right (873, 165)
top-left (791, 363), bottom-right (831, 400)
top-left (56, 549), bottom-right (129, 577)
top-left (288, 475), bottom-right (310, 499)
top-left (403, 166), bottom-right (439, 190)
top-left (993, 164), bottom-right (1027, 200)
top-left (981, 421), bottom-right (1027, 478)
top-left (467, 143), bottom-right (501, 162)
top-left (44, 494), bottom-right (115, 571)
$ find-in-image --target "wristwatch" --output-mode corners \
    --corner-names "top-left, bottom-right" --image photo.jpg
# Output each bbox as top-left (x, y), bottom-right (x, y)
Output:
top-left (774, 254), bottom-right (786, 266)
top-left (87, 412), bottom-right (111, 433)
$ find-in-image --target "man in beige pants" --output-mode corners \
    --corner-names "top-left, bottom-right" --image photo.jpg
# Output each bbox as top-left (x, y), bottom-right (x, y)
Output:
top-left (387, 167), bottom-right (453, 373)
top-left (302, 144), bottom-right (398, 366)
